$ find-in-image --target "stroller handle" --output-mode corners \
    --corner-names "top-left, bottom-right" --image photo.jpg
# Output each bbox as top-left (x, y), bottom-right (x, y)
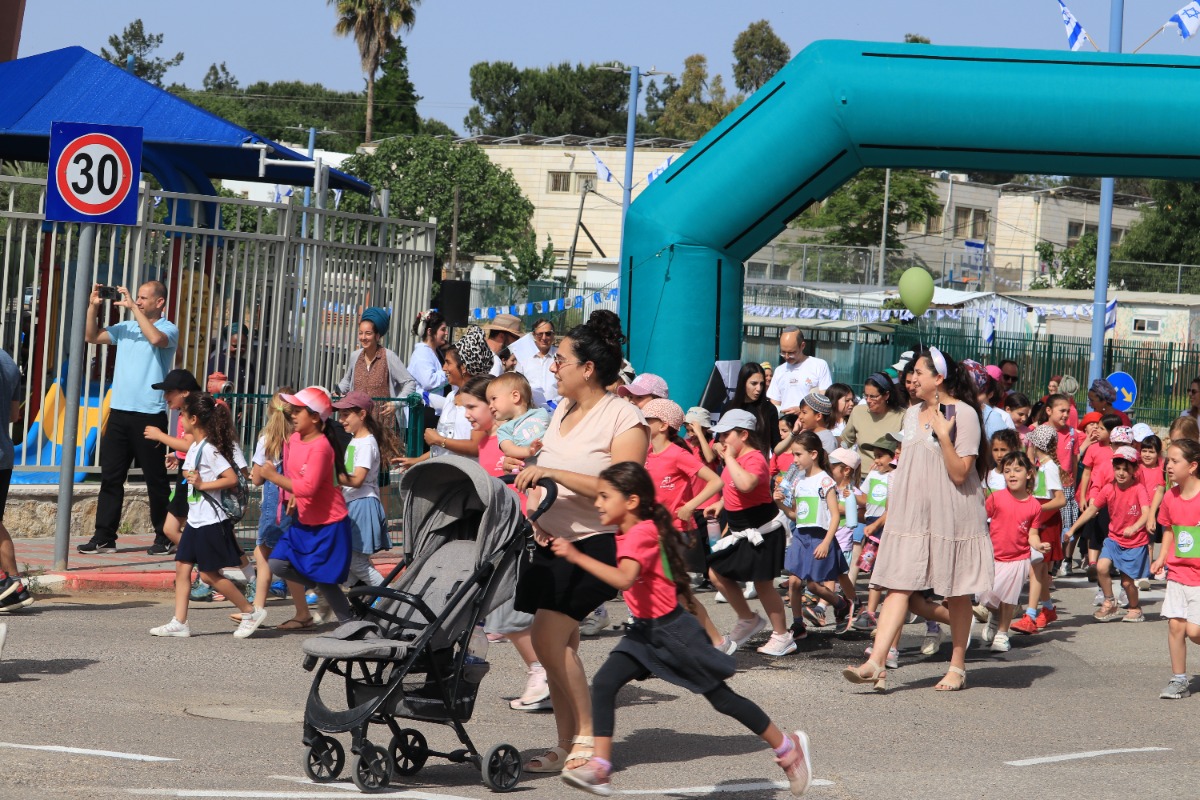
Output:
top-left (500, 475), bottom-right (558, 523)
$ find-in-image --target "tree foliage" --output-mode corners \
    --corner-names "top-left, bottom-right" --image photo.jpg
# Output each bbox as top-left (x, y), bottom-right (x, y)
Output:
top-left (903, 33), bottom-right (931, 44)
top-left (1031, 234), bottom-right (1097, 290)
top-left (203, 62), bottom-right (238, 92)
top-left (492, 231), bottom-right (557, 286)
top-left (640, 75), bottom-right (679, 134)
top-left (328, 0), bottom-right (419, 143)
top-left (808, 169), bottom-right (942, 250)
top-left (656, 55), bottom-right (738, 141)
top-left (100, 19), bottom-right (183, 87)
top-left (339, 136), bottom-right (533, 266)
top-left (732, 20), bottom-right (791, 93)
top-left (464, 62), bottom-right (630, 136)
top-left (372, 38), bottom-right (421, 137)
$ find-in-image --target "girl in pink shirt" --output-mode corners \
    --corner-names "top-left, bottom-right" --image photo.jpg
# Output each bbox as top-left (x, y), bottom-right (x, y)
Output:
top-left (550, 462), bottom-right (812, 798)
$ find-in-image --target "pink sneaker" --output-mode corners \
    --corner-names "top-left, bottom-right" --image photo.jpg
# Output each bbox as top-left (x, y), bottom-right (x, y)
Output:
top-left (561, 758), bottom-right (612, 796)
top-left (776, 730), bottom-right (813, 796)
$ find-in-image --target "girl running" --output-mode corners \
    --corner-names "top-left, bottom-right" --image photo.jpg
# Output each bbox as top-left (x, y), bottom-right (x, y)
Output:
top-left (333, 390), bottom-right (395, 589)
top-left (150, 393), bottom-right (266, 639)
top-left (1010, 424), bottom-right (1067, 634)
top-left (849, 437), bottom-right (897, 628)
top-left (1138, 432), bottom-right (1166, 584)
top-left (1153, 438), bottom-right (1200, 699)
top-left (552, 462), bottom-right (813, 797)
top-left (1047, 394), bottom-right (1087, 575)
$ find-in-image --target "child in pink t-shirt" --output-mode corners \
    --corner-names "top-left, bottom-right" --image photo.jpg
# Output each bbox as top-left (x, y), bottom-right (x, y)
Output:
top-left (1069, 446), bottom-right (1151, 623)
top-left (549, 462), bottom-right (812, 797)
top-left (1153, 441), bottom-right (1200, 699)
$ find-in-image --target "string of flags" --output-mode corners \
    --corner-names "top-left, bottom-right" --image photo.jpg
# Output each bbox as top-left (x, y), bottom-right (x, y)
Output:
top-left (743, 302), bottom-right (1113, 323)
top-left (471, 288), bottom-right (619, 320)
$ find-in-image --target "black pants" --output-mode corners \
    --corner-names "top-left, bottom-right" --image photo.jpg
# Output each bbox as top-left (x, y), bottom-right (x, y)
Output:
top-left (93, 409), bottom-right (169, 545)
top-left (268, 558), bottom-right (353, 623)
top-left (591, 651), bottom-right (770, 739)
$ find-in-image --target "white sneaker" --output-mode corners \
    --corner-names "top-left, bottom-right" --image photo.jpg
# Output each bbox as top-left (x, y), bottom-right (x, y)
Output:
top-left (1093, 589), bottom-right (1105, 607)
top-left (510, 662), bottom-right (551, 710)
top-left (990, 632), bottom-right (1011, 653)
top-left (865, 645), bottom-right (899, 669)
top-left (728, 614), bottom-right (767, 647)
top-left (579, 605), bottom-right (609, 636)
top-left (715, 590), bottom-right (729, 603)
top-left (0, 621), bottom-right (6, 659)
top-left (1116, 588), bottom-right (1129, 608)
top-left (1055, 562), bottom-right (1070, 578)
top-left (716, 635), bottom-right (738, 655)
top-left (921, 624), bottom-right (944, 655)
top-left (150, 618), bottom-right (191, 637)
top-left (234, 608), bottom-right (268, 639)
top-left (981, 617), bottom-right (998, 645)
top-left (743, 583), bottom-right (758, 600)
top-left (1136, 577), bottom-right (1151, 591)
top-left (756, 632), bottom-right (798, 657)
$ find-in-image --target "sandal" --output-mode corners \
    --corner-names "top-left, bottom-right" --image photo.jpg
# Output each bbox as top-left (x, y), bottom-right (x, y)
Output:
top-left (841, 661), bottom-right (887, 692)
top-left (524, 746), bottom-right (569, 773)
top-left (1122, 608), bottom-right (1146, 623)
top-left (276, 616), bottom-right (315, 630)
top-left (935, 665), bottom-right (967, 691)
top-left (564, 735), bottom-right (594, 771)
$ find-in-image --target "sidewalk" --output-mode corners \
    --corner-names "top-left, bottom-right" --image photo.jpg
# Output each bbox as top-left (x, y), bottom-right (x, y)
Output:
top-left (13, 533), bottom-right (404, 593)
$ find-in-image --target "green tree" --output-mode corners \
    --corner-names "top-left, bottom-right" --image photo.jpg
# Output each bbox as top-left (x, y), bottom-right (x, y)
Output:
top-left (339, 136), bottom-right (533, 266)
top-left (809, 169), bottom-right (942, 250)
top-left (1113, 180), bottom-right (1200, 292)
top-left (640, 75), bottom-right (678, 134)
top-left (656, 54), bottom-right (738, 141)
top-left (372, 38), bottom-right (420, 137)
top-left (464, 62), bottom-right (630, 136)
top-left (1031, 235), bottom-right (1097, 290)
top-left (492, 231), bottom-right (557, 286)
top-left (419, 117), bottom-right (458, 137)
top-left (100, 19), bottom-right (183, 86)
top-left (904, 33), bottom-right (931, 44)
top-left (202, 62), bottom-right (238, 92)
top-left (328, 0), bottom-right (419, 143)
top-left (732, 20), bottom-right (791, 93)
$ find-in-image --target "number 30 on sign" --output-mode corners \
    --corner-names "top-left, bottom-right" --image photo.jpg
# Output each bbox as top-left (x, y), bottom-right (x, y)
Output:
top-left (45, 122), bottom-right (143, 227)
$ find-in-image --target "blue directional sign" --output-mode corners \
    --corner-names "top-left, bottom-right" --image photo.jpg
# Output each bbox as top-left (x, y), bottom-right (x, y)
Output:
top-left (1107, 371), bottom-right (1137, 413)
top-left (45, 122), bottom-right (143, 226)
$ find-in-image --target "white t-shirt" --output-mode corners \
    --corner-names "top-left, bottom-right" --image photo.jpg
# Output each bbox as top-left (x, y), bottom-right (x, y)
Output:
top-left (786, 468), bottom-right (836, 529)
top-left (766, 357), bottom-right (832, 410)
top-left (860, 469), bottom-right (891, 518)
top-left (408, 342), bottom-right (447, 394)
top-left (183, 438), bottom-right (234, 527)
top-left (987, 468), bottom-right (1006, 494)
top-left (1033, 459), bottom-right (1064, 500)
top-left (251, 435), bottom-right (280, 469)
top-left (517, 349), bottom-right (560, 408)
top-left (431, 387), bottom-right (473, 457)
top-left (343, 434), bottom-right (381, 503)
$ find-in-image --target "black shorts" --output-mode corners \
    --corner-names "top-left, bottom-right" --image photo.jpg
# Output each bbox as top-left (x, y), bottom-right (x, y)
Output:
top-left (168, 472), bottom-right (188, 519)
top-left (176, 520), bottom-right (243, 574)
top-left (0, 468), bottom-right (10, 522)
top-left (1082, 507), bottom-right (1111, 552)
top-left (514, 534), bottom-right (618, 621)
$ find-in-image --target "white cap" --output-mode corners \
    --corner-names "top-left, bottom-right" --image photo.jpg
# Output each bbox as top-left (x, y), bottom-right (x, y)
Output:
top-left (1131, 422), bottom-right (1155, 443)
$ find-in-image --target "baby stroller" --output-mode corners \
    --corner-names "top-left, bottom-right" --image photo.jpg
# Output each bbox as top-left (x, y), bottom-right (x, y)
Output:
top-left (297, 455), bottom-right (556, 792)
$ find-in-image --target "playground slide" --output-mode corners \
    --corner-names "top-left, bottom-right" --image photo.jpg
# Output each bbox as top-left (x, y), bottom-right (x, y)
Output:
top-left (621, 40), bottom-right (1200, 401)
top-left (12, 380), bottom-right (111, 485)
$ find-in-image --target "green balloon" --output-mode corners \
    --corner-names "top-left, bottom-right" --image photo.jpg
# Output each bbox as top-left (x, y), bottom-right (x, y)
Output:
top-left (898, 268), bottom-right (935, 317)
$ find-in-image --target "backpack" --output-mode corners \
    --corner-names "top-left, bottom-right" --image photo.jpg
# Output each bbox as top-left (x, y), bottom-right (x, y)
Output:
top-left (196, 440), bottom-right (249, 522)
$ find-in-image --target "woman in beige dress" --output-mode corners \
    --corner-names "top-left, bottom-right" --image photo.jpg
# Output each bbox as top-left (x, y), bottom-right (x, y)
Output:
top-left (843, 348), bottom-right (992, 692)
top-left (513, 310), bottom-right (649, 774)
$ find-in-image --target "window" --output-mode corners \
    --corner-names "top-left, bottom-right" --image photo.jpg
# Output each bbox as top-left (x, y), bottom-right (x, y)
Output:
top-left (1067, 220), bottom-right (1099, 247)
top-left (575, 173), bottom-right (596, 192)
top-left (953, 207), bottom-right (988, 240)
top-left (908, 217), bottom-right (926, 236)
top-left (927, 205), bottom-right (944, 236)
top-left (547, 171), bottom-right (571, 193)
top-left (746, 261), bottom-right (768, 280)
top-left (1132, 317), bottom-right (1161, 334)
top-left (1111, 227), bottom-right (1125, 246)
top-left (770, 262), bottom-right (790, 281)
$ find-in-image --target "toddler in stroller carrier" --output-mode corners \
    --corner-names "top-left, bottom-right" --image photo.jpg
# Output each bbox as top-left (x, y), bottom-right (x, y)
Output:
top-left (297, 455), bottom-right (556, 793)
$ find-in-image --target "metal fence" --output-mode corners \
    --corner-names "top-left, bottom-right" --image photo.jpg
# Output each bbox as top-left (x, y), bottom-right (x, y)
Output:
top-left (0, 174), bottom-right (436, 477)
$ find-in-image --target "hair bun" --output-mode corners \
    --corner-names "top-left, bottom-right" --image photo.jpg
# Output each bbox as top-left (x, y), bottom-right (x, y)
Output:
top-left (586, 309), bottom-right (626, 349)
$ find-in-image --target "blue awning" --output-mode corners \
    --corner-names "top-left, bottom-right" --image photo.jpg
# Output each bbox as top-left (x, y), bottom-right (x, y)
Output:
top-left (0, 46), bottom-right (370, 197)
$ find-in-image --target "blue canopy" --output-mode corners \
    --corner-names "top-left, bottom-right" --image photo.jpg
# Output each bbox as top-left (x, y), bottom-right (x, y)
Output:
top-left (0, 46), bottom-right (370, 198)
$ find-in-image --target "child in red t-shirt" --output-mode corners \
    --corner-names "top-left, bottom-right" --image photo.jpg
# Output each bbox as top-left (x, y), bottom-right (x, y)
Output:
top-left (549, 462), bottom-right (812, 797)
top-left (1153, 440), bottom-right (1200, 699)
top-left (1068, 446), bottom-right (1151, 622)
top-left (1138, 433), bottom-right (1167, 578)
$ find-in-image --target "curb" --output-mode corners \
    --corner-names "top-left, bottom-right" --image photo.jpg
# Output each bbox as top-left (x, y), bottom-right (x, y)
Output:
top-left (43, 570), bottom-right (178, 592)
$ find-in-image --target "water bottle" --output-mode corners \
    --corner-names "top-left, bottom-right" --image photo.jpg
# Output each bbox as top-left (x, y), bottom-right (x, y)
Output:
top-left (706, 517), bottom-right (721, 548)
top-left (466, 621), bottom-right (489, 664)
top-left (844, 489), bottom-right (858, 528)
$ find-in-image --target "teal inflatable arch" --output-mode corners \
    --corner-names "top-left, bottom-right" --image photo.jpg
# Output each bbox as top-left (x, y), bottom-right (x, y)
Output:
top-left (621, 40), bottom-right (1200, 403)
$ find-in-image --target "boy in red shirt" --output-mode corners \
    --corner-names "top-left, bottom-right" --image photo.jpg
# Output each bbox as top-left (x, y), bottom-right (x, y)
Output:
top-left (1068, 446), bottom-right (1151, 622)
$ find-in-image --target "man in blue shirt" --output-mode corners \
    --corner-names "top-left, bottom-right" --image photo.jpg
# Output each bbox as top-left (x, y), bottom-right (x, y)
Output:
top-left (78, 282), bottom-right (178, 555)
top-left (0, 348), bottom-right (33, 611)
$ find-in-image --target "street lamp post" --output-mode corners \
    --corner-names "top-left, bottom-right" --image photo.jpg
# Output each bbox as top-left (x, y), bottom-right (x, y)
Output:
top-left (598, 64), bottom-right (667, 254)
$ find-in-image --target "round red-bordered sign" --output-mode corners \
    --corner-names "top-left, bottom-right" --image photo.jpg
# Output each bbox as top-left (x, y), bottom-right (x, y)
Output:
top-left (54, 133), bottom-right (134, 216)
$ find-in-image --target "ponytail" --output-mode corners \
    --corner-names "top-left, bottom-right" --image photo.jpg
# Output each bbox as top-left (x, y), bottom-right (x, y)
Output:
top-left (318, 417), bottom-right (348, 477)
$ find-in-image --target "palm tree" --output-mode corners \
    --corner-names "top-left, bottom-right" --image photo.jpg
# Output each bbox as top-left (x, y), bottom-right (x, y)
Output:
top-left (328, 0), bottom-right (419, 143)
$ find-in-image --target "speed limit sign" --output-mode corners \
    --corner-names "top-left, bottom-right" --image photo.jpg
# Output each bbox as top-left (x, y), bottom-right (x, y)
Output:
top-left (45, 121), bottom-right (143, 226)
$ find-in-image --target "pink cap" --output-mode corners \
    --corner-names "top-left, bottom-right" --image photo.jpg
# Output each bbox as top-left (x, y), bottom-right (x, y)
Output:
top-left (617, 373), bottom-right (669, 399)
top-left (1112, 446), bottom-right (1140, 464)
top-left (985, 364), bottom-right (1003, 382)
top-left (281, 386), bottom-right (333, 421)
top-left (642, 398), bottom-right (684, 430)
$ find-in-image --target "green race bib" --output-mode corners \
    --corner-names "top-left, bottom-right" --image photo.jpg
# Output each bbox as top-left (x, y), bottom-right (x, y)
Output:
top-left (868, 478), bottom-right (888, 508)
top-left (1034, 470), bottom-right (1048, 499)
top-left (1175, 526), bottom-right (1200, 559)
top-left (795, 496), bottom-right (819, 525)
top-left (345, 444), bottom-right (357, 474)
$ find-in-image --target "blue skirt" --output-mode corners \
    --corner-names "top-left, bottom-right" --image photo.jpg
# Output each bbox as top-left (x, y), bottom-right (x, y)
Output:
top-left (346, 496), bottom-right (390, 555)
top-left (785, 525), bottom-right (849, 583)
top-left (271, 517), bottom-right (352, 585)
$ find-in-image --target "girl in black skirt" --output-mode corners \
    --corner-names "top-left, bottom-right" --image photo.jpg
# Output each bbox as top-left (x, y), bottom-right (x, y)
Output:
top-left (549, 462), bottom-right (812, 797)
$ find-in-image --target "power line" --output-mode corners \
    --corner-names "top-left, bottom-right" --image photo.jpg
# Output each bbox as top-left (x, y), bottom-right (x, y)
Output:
top-left (172, 88), bottom-right (470, 109)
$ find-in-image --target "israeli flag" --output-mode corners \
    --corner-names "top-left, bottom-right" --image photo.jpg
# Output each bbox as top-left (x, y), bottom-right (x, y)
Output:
top-left (273, 185), bottom-right (294, 203)
top-left (1057, 0), bottom-right (1089, 51)
top-left (588, 148), bottom-right (614, 182)
top-left (1170, 1), bottom-right (1200, 39)
top-left (646, 155), bottom-right (674, 186)
top-left (1105, 298), bottom-right (1118, 331)
top-left (983, 310), bottom-right (997, 345)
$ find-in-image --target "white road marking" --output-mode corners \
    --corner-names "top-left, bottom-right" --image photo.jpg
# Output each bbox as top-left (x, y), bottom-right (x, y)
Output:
top-left (618, 778), bottom-right (835, 794)
top-left (131, 792), bottom-right (463, 799)
top-left (0, 741), bottom-right (178, 762)
top-left (271, 774), bottom-right (476, 797)
top-left (1006, 747), bottom-right (1170, 766)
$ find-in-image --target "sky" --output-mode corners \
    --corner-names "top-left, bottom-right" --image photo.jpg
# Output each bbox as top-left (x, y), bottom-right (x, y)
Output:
top-left (18, 1), bottom-right (1200, 135)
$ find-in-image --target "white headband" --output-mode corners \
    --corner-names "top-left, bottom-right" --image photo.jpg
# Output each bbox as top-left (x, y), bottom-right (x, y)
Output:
top-left (928, 347), bottom-right (948, 378)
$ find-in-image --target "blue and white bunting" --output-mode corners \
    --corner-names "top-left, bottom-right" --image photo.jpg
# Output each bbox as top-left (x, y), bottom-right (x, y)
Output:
top-left (1170, 1), bottom-right (1200, 39)
top-left (1057, 0), bottom-right (1091, 51)
top-left (646, 155), bottom-right (675, 186)
top-left (468, 288), bottom-right (619, 322)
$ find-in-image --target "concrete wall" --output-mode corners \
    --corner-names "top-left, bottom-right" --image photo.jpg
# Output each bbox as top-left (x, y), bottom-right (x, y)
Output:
top-left (8, 484), bottom-right (152, 540)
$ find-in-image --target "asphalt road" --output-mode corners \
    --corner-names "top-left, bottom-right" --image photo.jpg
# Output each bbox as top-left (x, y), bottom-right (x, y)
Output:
top-left (0, 576), bottom-right (1196, 800)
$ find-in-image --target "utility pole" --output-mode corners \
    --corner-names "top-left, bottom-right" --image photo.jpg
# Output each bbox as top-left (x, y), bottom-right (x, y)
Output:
top-left (877, 168), bottom-right (891, 286)
top-left (448, 186), bottom-right (460, 279)
top-left (565, 178), bottom-right (593, 289)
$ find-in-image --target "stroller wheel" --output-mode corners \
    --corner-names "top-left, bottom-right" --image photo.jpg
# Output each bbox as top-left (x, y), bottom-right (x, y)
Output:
top-left (303, 735), bottom-right (344, 783)
top-left (389, 729), bottom-right (429, 776)
top-left (481, 743), bottom-right (522, 792)
top-left (352, 742), bottom-right (393, 792)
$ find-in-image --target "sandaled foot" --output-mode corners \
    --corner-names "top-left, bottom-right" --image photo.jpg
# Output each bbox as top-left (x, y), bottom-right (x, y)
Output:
top-left (276, 616), bottom-right (315, 630)
top-left (841, 661), bottom-right (887, 691)
top-left (935, 665), bottom-right (967, 691)
top-left (525, 745), bottom-right (570, 773)
top-left (565, 736), bottom-right (595, 771)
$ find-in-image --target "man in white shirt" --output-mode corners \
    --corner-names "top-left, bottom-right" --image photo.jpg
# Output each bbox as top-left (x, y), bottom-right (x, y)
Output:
top-left (516, 318), bottom-right (559, 407)
top-left (765, 326), bottom-right (831, 415)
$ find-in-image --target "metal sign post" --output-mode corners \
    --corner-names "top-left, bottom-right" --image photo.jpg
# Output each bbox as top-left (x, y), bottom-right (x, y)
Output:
top-left (46, 121), bottom-right (143, 569)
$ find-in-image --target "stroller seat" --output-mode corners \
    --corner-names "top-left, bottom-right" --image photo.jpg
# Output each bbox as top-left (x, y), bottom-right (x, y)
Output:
top-left (302, 539), bottom-right (478, 661)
